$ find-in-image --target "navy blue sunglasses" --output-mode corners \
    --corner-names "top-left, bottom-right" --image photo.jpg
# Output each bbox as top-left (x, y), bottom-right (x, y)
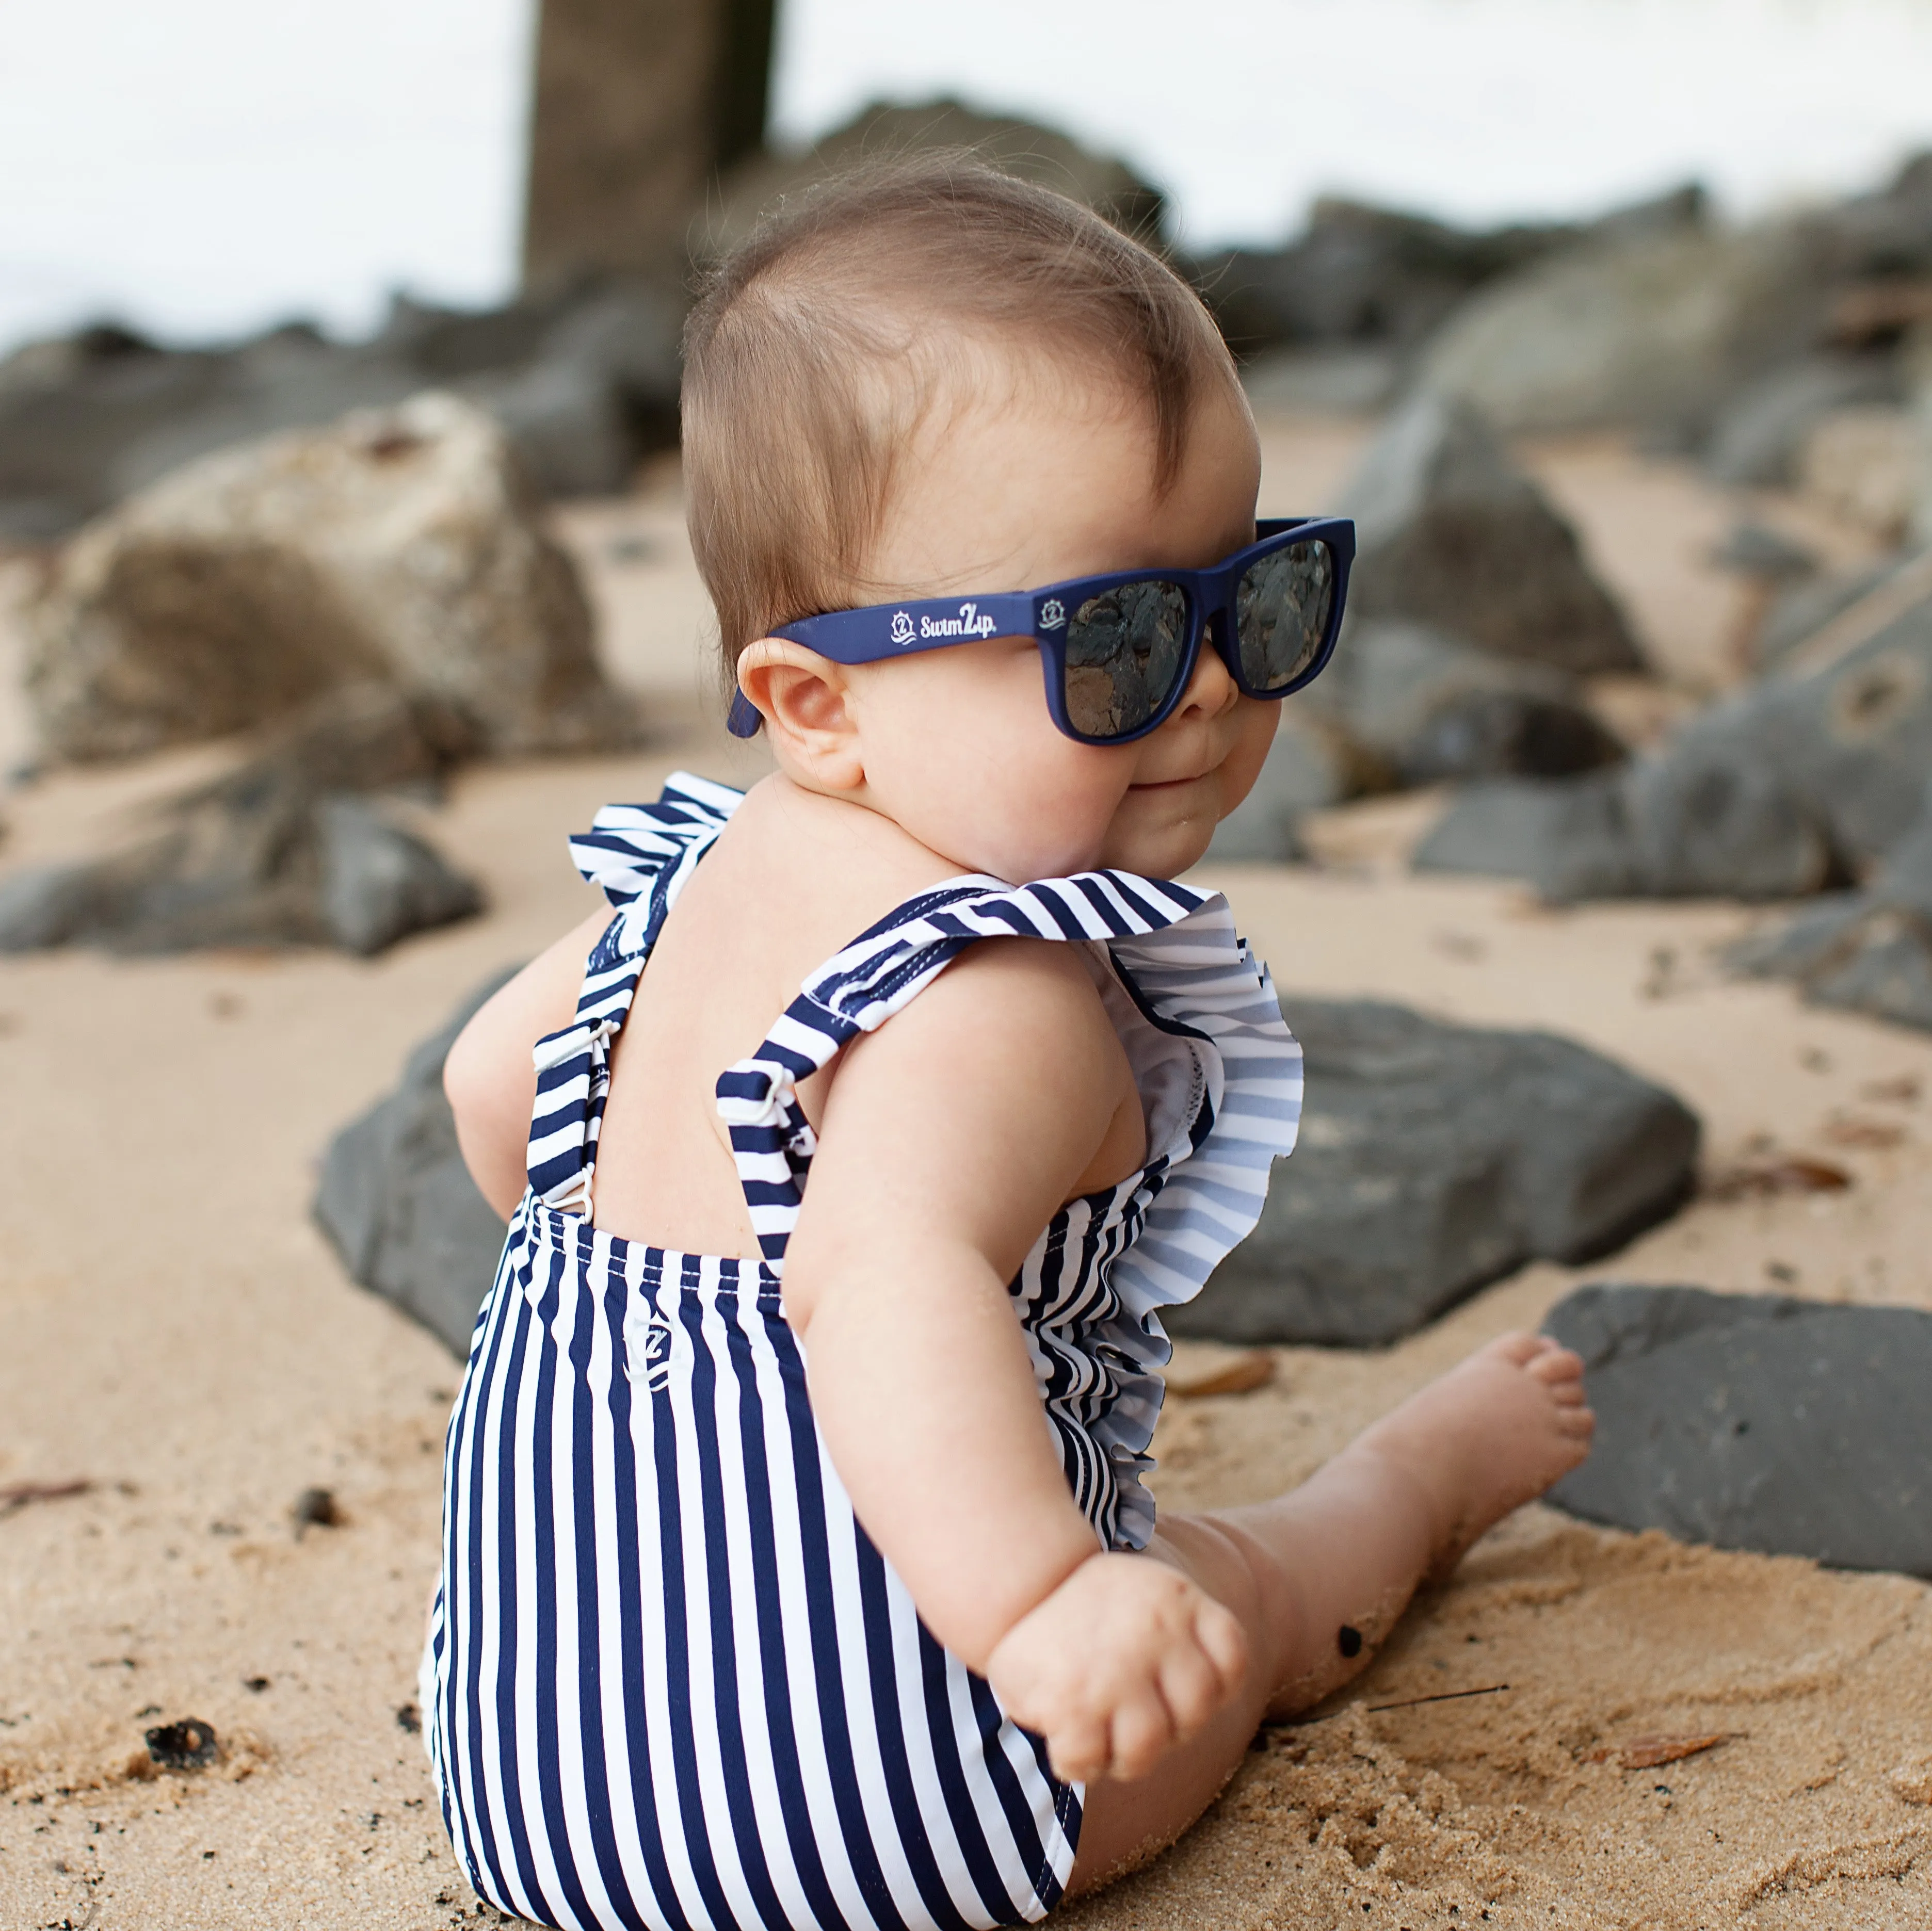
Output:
top-left (726, 515), bottom-right (1356, 747)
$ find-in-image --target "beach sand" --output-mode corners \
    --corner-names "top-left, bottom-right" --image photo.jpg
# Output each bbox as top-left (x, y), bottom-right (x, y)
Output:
top-left (3, 421), bottom-right (1929, 1929)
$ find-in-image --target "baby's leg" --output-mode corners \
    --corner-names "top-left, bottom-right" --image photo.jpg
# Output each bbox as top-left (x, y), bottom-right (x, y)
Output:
top-left (1065, 1332), bottom-right (1592, 1895)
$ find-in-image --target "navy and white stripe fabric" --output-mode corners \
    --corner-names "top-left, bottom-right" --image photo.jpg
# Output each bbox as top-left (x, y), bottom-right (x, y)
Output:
top-left (422, 773), bottom-right (1302, 1931)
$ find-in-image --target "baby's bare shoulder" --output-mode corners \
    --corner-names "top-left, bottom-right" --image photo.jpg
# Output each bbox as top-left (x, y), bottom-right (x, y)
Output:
top-left (842, 933), bottom-right (1128, 1101)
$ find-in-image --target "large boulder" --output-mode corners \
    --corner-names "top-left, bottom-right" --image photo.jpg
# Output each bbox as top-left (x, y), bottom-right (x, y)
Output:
top-left (315, 973), bottom-right (514, 1355)
top-left (1206, 622), bottom-right (1624, 863)
top-left (23, 392), bottom-right (639, 764)
top-left (1304, 621), bottom-right (1625, 787)
top-left (1415, 218), bottom-right (1836, 440)
top-left (1811, 149), bottom-right (1932, 280)
top-left (0, 280), bottom-right (687, 539)
top-left (1545, 1283), bottom-right (1932, 1578)
top-left (1416, 578), bottom-right (1932, 900)
top-left (1332, 395), bottom-right (1643, 675)
top-left (1202, 198), bottom-right (1580, 355)
top-left (1201, 182), bottom-right (1704, 359)
top-left (1703, 353), bottom-right (1902, 488)
top-left (1170, 1000), bottom-right (1700, 1348)
top-left (1753, 556), bottom-right (1910, 671)
top-left (0, 687), bottom-right (483, 956)
top-left (1727, 803), bottom-right (1932, 1032)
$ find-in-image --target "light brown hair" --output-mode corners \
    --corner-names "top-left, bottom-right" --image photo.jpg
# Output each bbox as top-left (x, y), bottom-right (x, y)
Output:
top-left (680, 152), bottom-right (1238, 682)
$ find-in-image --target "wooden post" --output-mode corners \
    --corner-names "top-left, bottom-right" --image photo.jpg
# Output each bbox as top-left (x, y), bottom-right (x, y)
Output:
top-left (521, 0), bottom-right (778, 288)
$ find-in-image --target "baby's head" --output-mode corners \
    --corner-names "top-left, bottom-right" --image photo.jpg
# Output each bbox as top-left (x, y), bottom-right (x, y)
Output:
top-left (682, 155), bottom-right (1273, 881)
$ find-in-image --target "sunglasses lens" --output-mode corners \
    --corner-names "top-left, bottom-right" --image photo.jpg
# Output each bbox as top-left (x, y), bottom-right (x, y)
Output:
top-left (1061, 580), bottom-right (1189, 740)
top-left (1235, 540), bottom-right (1335, 692)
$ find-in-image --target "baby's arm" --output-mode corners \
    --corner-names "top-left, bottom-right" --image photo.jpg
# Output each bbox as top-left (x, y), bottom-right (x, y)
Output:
top-left (783, 940), bottom-right (1247, 1782)
top-left (444, 906), bottom-right (614, 1216)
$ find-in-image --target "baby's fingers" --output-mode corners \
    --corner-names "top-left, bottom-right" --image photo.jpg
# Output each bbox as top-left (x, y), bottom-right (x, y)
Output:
top-left (1105, 1686), bottom-right (1179, 1783)
top-left (1154, 1624), bottom-right (1242, 1744)
top-left (1194, 1595), bottom-right (1249, 1696)
top-left (1044, 1710), bottom-right (1114, 1786)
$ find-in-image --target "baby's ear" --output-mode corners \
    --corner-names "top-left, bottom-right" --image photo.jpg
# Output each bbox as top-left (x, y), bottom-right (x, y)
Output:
top-left (736, 641), bottom-right (866, 791)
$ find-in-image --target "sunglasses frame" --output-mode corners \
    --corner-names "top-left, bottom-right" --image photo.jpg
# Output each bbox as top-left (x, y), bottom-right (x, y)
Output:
top-left (726, 515), bottom-right (1357, 744)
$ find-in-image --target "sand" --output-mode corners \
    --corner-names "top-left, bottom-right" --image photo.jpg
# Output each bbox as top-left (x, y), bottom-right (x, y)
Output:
top-left (3, 420), bottom-right (1930, 1930)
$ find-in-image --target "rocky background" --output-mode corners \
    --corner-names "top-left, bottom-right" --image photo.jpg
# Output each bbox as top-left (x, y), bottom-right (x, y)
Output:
top-left (5, 63), bottom-right (1932, 1931)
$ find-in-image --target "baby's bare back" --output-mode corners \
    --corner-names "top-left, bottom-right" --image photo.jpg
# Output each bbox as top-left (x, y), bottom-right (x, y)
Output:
top-left (590, 778), bottom-right (979, 1255)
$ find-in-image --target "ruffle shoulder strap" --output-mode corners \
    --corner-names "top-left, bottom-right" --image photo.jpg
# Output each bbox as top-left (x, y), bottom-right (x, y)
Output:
top-left (568, 770), bottom-right (744, 971)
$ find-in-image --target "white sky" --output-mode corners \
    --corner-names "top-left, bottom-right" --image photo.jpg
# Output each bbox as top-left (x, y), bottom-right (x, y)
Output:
top-left (2, 0), bottom-right (1930, 358)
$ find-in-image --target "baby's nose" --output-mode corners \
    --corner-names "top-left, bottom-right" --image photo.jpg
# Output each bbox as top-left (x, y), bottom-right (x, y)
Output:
top-left (1170, 630), bottom-right (1239, 720)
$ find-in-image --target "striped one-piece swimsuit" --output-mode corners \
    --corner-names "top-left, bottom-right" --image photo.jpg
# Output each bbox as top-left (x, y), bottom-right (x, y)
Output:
top-left (423, 772), bottom-right (1303, 1931)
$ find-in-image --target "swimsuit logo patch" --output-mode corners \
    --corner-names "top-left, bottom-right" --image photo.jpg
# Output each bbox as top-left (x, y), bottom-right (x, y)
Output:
top-left (634, 1311), bottom-right (675, 1392)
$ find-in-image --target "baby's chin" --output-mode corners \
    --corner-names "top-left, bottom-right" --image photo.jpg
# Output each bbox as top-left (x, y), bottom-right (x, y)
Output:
top-left (1096, 774), bottom-right (1228, 878)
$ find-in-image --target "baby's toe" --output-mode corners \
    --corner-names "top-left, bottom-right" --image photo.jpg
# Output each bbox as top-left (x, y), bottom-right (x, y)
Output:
top-left (1486, 1331), bottom-right (1554, 1369)
top-left (1525, 1343), bottom-right (1585, 1387)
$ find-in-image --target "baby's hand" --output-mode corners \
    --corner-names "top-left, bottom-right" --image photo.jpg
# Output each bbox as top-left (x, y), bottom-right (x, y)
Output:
top-left (985, 1553), bottom-right (1248, 1783)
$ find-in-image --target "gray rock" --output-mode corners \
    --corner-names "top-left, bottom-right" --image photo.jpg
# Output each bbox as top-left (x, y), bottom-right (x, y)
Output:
top-left (1333, 396), bottom-right (1643, 675)
top-left (0, 326), bottom-right (230, 540)
top-left (0, 276), bottom-right (688, 539)
top-left (1238, 347), bottom-right (1402, 415)
top-left (1617, 717), bottom-right (1838, 899)
top-left (1418, 584), bottom-right (1932, 901)
top-left (1754, 563), bottom-right (1894, 670)
top-left (1813, 149), bottom-right (1932, 281)
top-left (0, 687), bottom-right (482, 955)
top-left (315, 797), bottom-right (482, 956)
top-left (1412, 773), bottom-right (1638, 900)
top-left (1416, 218), bottom-right (1836, 440)
top-left (452, 277), bottom-right (686, 496)
top-left (1544, 1283), bottom-right (1932, 1577)
top-left (1311, 621), bottom-right (1624, 786)
top-left (1202, 184), bottom-right (1703, 359)
top-left (461, 358), bottom-right (633, 500)
top-left (1703, 354), bottom-right (1903, 488)
top-left (1709, 521), bottom-right (1820, 582)
top-left (1212, 624), bottom-right (1622, 857)
top-left (1728, 806), bottom-right (1932, 1032)
top-left (1171, 1000), bottom-right (1699, 1348)
top-left (25, 392), bottom-right (638, 763)
top-left (314, 973), bottom-right (514, 1356)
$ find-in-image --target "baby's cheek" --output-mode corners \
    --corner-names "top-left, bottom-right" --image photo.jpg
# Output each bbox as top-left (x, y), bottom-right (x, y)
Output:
top-left (1218, 701), bottom-right (1281, 812)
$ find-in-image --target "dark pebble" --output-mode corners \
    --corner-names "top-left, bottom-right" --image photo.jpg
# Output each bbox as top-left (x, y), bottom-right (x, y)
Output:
top-left (396, 1701), bottom-right (421, 1734)
top-left (292, 1487), bottom-right (341, 1536)
top-left (243, 1676), bottom-right (269, 1694)
top-left (146, 1717), bottom-right (219, 1770)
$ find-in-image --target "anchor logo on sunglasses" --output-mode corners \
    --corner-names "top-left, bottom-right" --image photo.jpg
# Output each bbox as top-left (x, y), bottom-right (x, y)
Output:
top-left (727, 516), bottom-right (1356, 747)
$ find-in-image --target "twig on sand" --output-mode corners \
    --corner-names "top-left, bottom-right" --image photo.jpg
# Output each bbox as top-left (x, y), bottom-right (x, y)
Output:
top-left (1366, 1683), bottom-right (1511, 1715)
top-left (0, 1479), bottom-right (92, 1518)
top-left (1275, 1683), bottom-right (1512, 1729)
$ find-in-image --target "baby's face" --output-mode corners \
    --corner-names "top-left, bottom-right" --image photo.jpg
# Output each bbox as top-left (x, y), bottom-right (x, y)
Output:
top-left (836, 361), bottom-right (1274, 882)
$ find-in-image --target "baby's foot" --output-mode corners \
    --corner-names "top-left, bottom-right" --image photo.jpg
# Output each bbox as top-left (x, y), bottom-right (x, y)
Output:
top-left (1354, 1332), bottom-right (1593, 1581)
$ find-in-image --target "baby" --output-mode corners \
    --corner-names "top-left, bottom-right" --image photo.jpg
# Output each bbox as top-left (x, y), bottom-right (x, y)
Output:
top-left (423, 157), bottom-right (1593, 1931)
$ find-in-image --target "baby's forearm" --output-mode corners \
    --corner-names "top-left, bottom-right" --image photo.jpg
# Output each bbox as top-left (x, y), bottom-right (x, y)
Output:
top-left (791, 1241), bottom-right (1101, 1674)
